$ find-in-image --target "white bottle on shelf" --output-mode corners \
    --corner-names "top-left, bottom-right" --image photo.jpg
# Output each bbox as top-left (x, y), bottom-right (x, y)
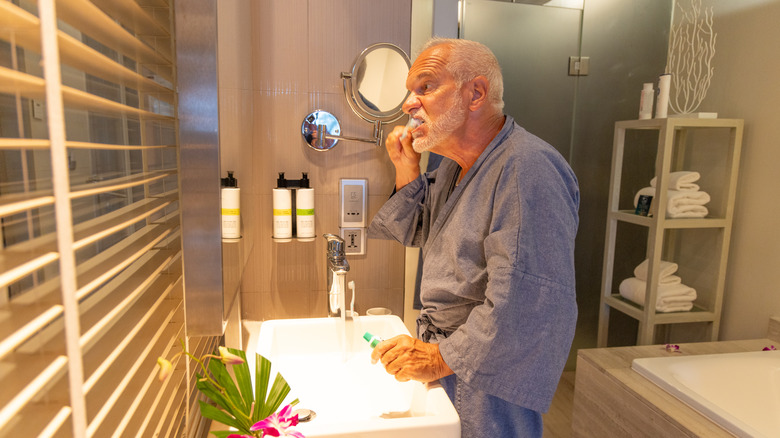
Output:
top-left (296, 187), bottom-right (315, 238)
top-left (220, 171), bottom-right (240, 239)
top-left (639, 83), bottom-right (654, 120)
top-left (272, 187), bottom-right (292, 239)
top-left (655, 73), bottom-right (671, 119)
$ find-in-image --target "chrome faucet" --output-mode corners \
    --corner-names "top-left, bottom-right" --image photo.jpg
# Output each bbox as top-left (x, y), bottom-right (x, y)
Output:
top-left (324, 234), bottom-right (350, 318)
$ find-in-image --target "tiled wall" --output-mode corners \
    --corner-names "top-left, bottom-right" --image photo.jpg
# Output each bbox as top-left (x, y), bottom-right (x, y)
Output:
top-left (219, 0), bottom-right (412, 321)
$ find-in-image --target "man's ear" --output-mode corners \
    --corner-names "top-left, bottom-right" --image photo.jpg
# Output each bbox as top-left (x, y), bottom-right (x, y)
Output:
top-left (467, 75), bottom-right (489, 111)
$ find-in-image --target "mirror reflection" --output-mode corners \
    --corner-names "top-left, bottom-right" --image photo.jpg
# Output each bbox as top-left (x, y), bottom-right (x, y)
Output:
top-left (345, 43), bottom-right (410, 123)
top-left (352, 45), bottom-right (410, 117)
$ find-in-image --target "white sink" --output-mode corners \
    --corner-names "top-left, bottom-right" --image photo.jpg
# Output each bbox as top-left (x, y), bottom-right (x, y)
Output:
top-left (254, 315), bottom-right (460, 438)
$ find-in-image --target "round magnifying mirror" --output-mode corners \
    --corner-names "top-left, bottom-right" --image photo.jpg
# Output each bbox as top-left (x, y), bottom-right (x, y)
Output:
top-left (346, 43), bottom-right (411, 123)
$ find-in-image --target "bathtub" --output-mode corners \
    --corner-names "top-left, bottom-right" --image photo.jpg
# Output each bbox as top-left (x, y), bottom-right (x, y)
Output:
top-left (632, 350), bottom-right (780, 438)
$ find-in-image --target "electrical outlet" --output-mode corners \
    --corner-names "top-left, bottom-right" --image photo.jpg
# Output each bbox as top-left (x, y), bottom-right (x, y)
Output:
top-left (340, 179), bottom-right (367, 227)
top-left (340, 227), bottom-right (365, 255)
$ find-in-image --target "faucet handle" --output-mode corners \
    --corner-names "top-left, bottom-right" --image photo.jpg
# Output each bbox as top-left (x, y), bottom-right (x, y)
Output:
top-left (323, 233), bottom-right (345, 256)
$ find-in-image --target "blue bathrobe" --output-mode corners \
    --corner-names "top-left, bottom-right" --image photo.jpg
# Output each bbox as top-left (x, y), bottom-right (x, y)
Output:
top-left (368, 116), bottom-right (579, 435)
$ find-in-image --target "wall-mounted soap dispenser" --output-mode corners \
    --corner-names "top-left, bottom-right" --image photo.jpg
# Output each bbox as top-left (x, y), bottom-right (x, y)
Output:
top-left (273, 172), bottom-right (315, 241)
top-left (273, 175), bottom-right (293, 240)
top-left (221, 171), bottom-right (240, 239)
top-left (296, 174), bottom-right (315, 238)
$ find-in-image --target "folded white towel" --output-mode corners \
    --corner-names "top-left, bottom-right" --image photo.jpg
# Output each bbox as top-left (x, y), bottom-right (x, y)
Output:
top-left (633, 259), bottom-right (681, 284)
top-left (633, 187), bottom-right (710, 218)
top-left (666, 207), bottom-right (709, 218)
top-left (619, 277), bottom-right (697, 312)
top-left (650, 171), bottom-right (701, 192)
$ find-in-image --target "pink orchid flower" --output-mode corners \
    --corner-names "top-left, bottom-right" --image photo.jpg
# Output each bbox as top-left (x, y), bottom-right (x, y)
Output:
top-left (250, 404), bottom-right (304, 438)
top-left (218, 346), bottom-right (245, 365)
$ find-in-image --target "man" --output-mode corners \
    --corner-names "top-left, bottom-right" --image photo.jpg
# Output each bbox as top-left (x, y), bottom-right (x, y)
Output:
top-left (367, 38), bottom-right (579, 437)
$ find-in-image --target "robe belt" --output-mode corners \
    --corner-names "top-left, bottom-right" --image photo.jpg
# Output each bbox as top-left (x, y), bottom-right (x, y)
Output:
top-left (417, 314), bottom-right (454, 343)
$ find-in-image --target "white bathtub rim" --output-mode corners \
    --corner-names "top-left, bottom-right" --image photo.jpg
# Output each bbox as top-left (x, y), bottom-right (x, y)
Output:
top-left (632, 349), bottom-right (780, 438)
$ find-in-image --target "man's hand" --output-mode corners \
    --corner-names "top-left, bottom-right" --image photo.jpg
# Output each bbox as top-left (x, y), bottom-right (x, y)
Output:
top-left (370, 335), bottom-right (453, 383)
top-left (386, 125), bottom-right (421, 189)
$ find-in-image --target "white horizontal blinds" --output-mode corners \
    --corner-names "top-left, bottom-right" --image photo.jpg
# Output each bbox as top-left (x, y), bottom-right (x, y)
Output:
top-left (0, 0), bottom-right (188, 437)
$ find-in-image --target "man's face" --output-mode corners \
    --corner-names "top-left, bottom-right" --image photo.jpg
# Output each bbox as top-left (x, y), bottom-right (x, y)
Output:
top-left (403, 45), bottom-right (468, 153)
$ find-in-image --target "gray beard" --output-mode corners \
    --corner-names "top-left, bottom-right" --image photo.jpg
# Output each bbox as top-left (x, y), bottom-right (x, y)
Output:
top-left (412, 96), bottom-right (467, 153)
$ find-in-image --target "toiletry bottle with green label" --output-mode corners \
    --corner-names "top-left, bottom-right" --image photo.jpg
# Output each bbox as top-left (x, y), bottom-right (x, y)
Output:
top-left (221, 171), bottom-right (240, 238)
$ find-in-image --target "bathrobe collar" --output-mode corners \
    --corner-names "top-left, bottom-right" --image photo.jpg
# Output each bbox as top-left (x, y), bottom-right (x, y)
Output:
top-left (424, 115), bottom-right (515, 257)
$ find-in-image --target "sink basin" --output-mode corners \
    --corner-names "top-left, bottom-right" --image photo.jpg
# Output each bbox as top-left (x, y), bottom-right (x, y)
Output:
top-left (254, 315), bottom-right (460, 438)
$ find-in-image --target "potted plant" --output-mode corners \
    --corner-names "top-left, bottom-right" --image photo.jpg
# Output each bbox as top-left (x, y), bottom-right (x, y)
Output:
top-left (158, 342), bottom-right (304, 438)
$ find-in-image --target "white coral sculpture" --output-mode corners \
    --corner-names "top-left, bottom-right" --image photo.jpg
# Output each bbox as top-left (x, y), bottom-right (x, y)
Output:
top-left (666, 0), bottom-right (717, 114)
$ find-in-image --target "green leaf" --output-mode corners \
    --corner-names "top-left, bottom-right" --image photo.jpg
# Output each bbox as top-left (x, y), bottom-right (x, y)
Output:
top-left (196, 379), bottom-right (233, 412)
top-left (253, 354), bottom-right (272, 420)
top-left (259, 373), bottom-right (291, 420)
top-left (196, 379), bottom-right (253, 432)
top-left (208, 431), bottom-right (235, 438)
top-left (230, 348), bottom-right (254, 412)
top-left (208, 357), bottom-right (248, 413)
top-left (198, 400), bottom-right (244, 432)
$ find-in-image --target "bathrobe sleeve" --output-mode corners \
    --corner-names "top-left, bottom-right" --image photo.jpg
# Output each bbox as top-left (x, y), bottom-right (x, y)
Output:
top-left (436, 146), bottom-right (579, 413)
top-left (368, 173), bottom-right (434, 248)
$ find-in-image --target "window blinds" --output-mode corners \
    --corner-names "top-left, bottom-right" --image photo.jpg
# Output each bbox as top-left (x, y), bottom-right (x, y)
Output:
top-left (0, 0), bottom-right (207, 436)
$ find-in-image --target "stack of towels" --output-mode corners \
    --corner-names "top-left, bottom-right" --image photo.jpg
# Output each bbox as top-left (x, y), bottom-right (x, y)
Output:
top-left (633, 171), bottom-right (710, 218)
top-left (619, 259), bottom-right (697, 312)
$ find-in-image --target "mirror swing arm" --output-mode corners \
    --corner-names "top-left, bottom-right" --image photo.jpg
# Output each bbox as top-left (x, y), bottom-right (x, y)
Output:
top-left (324, 70), bottom-right (387, 148)
top-left (301, 43), bottom-right (411, 152)
top-left (317, 118), bottom-right (383, 147)
top-left (339, 70), bottom-right (384, 147)
top-left (301, 109), bottom-right (381, 151)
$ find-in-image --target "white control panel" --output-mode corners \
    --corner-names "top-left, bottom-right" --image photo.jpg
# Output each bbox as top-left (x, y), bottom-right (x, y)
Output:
top-left (340, 179), bottom-right (367, 228)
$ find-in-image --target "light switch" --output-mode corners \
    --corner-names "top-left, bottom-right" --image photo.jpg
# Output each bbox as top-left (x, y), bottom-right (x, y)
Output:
top-left (340, 178), bottom-right (367, 227)
top-left (31, 99), bottom-right (44, 120)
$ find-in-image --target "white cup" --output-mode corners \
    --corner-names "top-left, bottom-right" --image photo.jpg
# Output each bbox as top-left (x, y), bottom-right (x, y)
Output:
top-left (366, 307), bottom-right (392, 316)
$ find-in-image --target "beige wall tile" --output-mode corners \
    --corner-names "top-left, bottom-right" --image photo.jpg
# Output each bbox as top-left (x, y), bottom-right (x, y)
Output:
top-left (308, 287), bottom-right (328, 317)
top-left (242, 291), bottom-right (263, 320)
top-left (219, 0), bottom-right (257, 312)
top-left (238, 0), bottom-right (411, 321)
top-left (219, 88), bottom-right (254, 177)
top-left (217, 0), bottom-right (254, 91)
top-left (251, 0), bottom-right (309, 92)
top-left (256, 193), bottom-right (273, 291)
top-left (308, 0), bottom-right (412, 94)
top-left (263, 289), bottom-right (320, 320)
top-left (252, 90), bottom-right (312, 193)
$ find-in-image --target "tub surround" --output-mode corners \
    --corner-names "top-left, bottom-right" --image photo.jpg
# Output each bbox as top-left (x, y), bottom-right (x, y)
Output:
top-left (572, 330), bottom-right (778, 437)
top-left (768, 316), bottom-right (780, 341)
